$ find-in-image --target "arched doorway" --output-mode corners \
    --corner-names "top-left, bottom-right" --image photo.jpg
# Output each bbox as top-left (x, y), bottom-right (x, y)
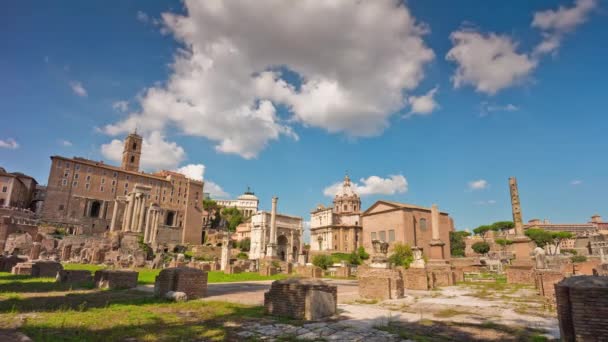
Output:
top-left (165, 211), bottom-right (175, 226)
top-left (277, 235), bottom-right (288, 261)
top-left (90, 201), bottom-right (102, 218)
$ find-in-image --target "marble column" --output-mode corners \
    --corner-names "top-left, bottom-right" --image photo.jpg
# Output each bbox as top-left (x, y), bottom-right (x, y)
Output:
top-left (137, 195), bottom-right (146, 233)
top-left (144, 205), bottom-right (153, 242)
top-left (130, 194), bottom-right (141, 233)
top-left (123, 194), bottom-right (135, 232)
top-left (220, 235), bottom-right (230, 271)
top-left (265, 196), bottom-right (278, 259)
top-left (289, 229), bottom-right (294, 262)
top-left (110, 200), bottom-right (120, 231)
top-left (298, 221), bottom-right (306, 265)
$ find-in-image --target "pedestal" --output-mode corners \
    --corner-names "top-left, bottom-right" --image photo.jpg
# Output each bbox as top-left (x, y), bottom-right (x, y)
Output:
top-left (511, 236), bottom-right (533, 261)
top-left (429, 239), bottom-right (446, 262)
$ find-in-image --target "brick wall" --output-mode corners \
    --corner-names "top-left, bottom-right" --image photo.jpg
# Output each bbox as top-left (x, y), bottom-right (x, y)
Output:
top-left (31, 261), bottom-right (63, 277)
top-left (555, 276), bottom-right (608, 342)
top-left (57, 270), bottom-right (93, 284)
top-left (94, 270), bottom-right (138, 289)
top-left (402, 268), bottom-right (430, 290)
top-left (534, 269), bottom-right (566, 303)
top-left (506, 265), bottom-right (535, 285)
top-left (264, 278), bottom-right (337, 320)
top-left (294, 265), bottom-right (322, 278)
top-left (154, 267), bottom-right (207, 299)
top-left (358, 268), bottom-right (403, 300)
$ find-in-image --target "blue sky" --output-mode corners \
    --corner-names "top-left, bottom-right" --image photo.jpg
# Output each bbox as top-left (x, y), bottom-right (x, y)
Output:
top-left (1, 0), bottom-right (607, 231)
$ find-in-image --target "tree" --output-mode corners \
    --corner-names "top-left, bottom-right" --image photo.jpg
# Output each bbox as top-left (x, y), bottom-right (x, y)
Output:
top-left (220, 207), bottom-right (244, 232)
top-left (357, 246), bottom-right (370, 260)
top-left (491, 221), bottom-right (515, 232)
top-left (525, 228), bottom-right (554, 249)
top-left (450, 231), bottom-right (470, 257)
top-left (348, 251), bottom-right (361, 265)
top-left (203, 199), bottom-right (218, 211)
top-left (550, 231), bottom-right (573, 256)
top-left (494, 238), bottom-right (513, 252)
top-left (571, 255), bottom-right (587, 263)
top-left (388, 242), bottom-right (414, 268)
top-left (473, 225), bottom-right (493, 241)
top-left (472, 241), bottom-right (490, 255)
top-left (312, 254), bottom-right (333, 270)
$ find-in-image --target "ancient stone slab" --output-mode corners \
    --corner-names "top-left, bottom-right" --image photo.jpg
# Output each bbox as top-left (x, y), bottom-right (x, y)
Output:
top-left (555, 276), bottom-right (608, 342)
top-left (264, 278), bottom-right (337, 320)
top-left (94, 269), bottom-right (138, 289)
top-left (56, 269), bottom-right (93, 284)
top-left (154, 267), bottom-right (207, 300)
top-left (31, 261), bottom-right (63, 277)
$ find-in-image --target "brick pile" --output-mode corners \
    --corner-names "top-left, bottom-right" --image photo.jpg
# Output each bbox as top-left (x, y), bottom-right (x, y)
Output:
top-left (264, 278), bottom-right (337, 320)
top-left (154, 267), bottom-right (207, 299)
top-left (94, 270), bottom-right (138, 289)
top-left (358, 268), bottom-right (403, 299)
top-left (555, 276), bottom-right (608, 341)
top-left (57, 269), bottom-right (93, 284)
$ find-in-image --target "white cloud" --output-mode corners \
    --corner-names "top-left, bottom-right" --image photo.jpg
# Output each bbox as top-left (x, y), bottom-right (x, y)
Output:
top-left (570, 179), bottom-right (583, 186)
top-left (136, 11), bottom-right (150, 23)
top-left (100, 131), bottom-right (185, 170)
top-left (446, 30), bottom-right (537, 95)
top-left (103, 0), bottom-right (434, 158)
top-left (112, 100), bottom-right (129, 112)
top-left (205, 181), bottom-right (229, 198)
top-left (324, 174), bottom-right (408, 197)
top-left (475, 199), bottom-right (497, 205)
top-left (480, 102), bottom-right (519, 117)
top-left (0, 138), bottom-right (19, 149)
top-left (69, 81), bottom-right (87, 97)
top-left (406, 87), bottom-right (439, 117)
top-left (468, 179), bottom-right (489, 190)
top-left (60, 140), bottom-right (73, 147)
top-left (173, 163), bottom-right (228, 198)
top-left (532, 0), bottom-right (597, 56)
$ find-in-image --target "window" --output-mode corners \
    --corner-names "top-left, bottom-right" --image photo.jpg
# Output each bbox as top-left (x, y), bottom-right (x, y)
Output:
top-left (85, 183), bottom-right (90, 190)
top-left (86, 175), bottom-right (91, 181)
top-left (100, 186), bottom-right (104, 192)
top-left (74, 173), bottom-right (79, 179)
top-left (388, 230), bottom-right (395, 242)
top-left (86, 167), bottom-right (92, 173)
top-left (132, 142), bottom-right (137, 150)
top-left (113, 172), bottom-right (117, 178)
top-left (1, 186), bottom-right (6, 193)
top-left (111, 187), bottom-right (115, 193)
top-left (101, 178), bottom-right (105, 184)
top-left (64, 171), bottom-right (69, 178)
top-left (111, 180), bottom-right (116, 186)
top-left (419, 218), bottom-right (427, 231)
top-left (65, 162), bottom-right (70, 168)
top-left (343, 204), bottom-right (347, 211)
top-left (125, 183), bottom-right (129, 188)
top-left (72, 181), bottom-right (78, 187)
top-left (75, 164), bottom-right (80, 170)
top-left (371, 232), bottom-right (377, 240)
top-left (61, 179), bottom-right (68, 186)
top-left (130, 156), bottom-right (135, 163)
top-left (57, 161), bottom-right (62, 168)
top-left (126, 175), bottom-right (130, 180)
top-left (89, 201), bottom-right (102, 217)
top-left (124, 189), bottom-right (128, 195)
top-left (58, 204), bottom-right (64, 211)
top-left (379, 231), bottom-right (386, 242)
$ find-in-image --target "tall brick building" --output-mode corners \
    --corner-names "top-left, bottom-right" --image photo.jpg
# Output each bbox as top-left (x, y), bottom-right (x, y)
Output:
top-left (41, 132), bottom-right (205, 244)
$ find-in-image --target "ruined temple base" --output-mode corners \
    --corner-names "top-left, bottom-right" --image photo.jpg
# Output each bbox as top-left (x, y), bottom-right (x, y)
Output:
top-left (264, 278), bottom-right (337, 320)
top-left (94, 270), bottom-right (138, 289)
top-left (56, 269), bottom-right (93, 284)
top-left (358, 267), bottom-right (403, 300)
top-left (154, 267), bottom-right (207, 300)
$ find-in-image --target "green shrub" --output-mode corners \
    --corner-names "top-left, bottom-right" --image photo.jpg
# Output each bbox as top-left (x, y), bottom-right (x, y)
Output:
top-left (357, 246), bottom-right (370, 260)
top-left (347, 251), bottom-right (361, 265)
top-left (238, 238), bottom-right (251, 252)
top-left (472, 241), bottom-right (490, 255)
top-left (561, 248), bottom-right (577, 255)
top-left (388, 243), bottom-right (414, 268)
top-left (236, 252), bottom-right (248, 260)
top-left (571, 255), bottom-right (587, 263)
top-left (330, 253), bottom-right (350, 263)
top-left (312, 254), bottom-right (334, 270)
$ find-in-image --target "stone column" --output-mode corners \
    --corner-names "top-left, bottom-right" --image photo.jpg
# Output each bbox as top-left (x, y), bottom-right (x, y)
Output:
top-left (429, 204), bottom-right (446, 262)
top-left (130, 194), bottom-right (141, 233)
top-left (298, 221), bottom-right (306, 265)
top-left (137, 195), bottom-right (146, 233)
top-left (220, 234), bottom-right (230, 271)
top-left (289, 229), bottom-right (294, 262)
top-left (509, 177), bottom-right (524, 236)
top-left (110, 200), bottom-right (120, 231)
top-left (144, 205), bottom-right (153, 243)
top-left (123, 194), bottom-right (135, 232)
top-left (30, 242), bottom-right (41, 260)
top-left (265, 196), bottom-right (278, 259)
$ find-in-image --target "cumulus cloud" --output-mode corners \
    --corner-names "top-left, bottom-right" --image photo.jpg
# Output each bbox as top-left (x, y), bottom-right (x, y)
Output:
top-left (0, 138), bottom-right (19, 149)
top-left (447, 30), bottom-right (536, 95)
top-left (69, 81), bottom-right (87, 97)
top-left (468, 179), bottom-right (489, 190)
top-left (103, 0), bottom-right (434, 158)
top-left (136, 11), bottom-right (150, 23)
top-left (173, 163), bottom-right (228, 197)
top-left (324, 174), bottom-right (408, 197)
top-left (100, 131), bottom-right (185, 170)
top-left (112, 100), bottom-right (129, 112)
top-left (406, 87), bottom-right (439, 117)
top-left (479, 102), bottom-right (519, 117)
top-left (532, 0), bottom-right (597, 56)
top-left (447, 1), bottom-right (596, 94)
top-left (475, 199), bottom-right (497, 205)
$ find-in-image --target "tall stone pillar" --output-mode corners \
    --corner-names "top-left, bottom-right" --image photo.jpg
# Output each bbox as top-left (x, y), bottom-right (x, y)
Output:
top-left (123, 194), bottom-right (135, 232)
top-left (429, 204), bottom-right (446, 262)
top-left (137, 195), bottom-right (146, 233)
top-left (144, 205), bottom-right (153, 243)
top-left (265, 196), bottom-right (278, 259)
top-left (130, 195), bottom-right (141, 233)
top-left (220, 234), bottom-right (230, 271)
top-left (509, 177), bottom-right (524, 236)
top-left (289, 229), bottom-right (295, 262)
top-left (298, 221), bottom-right (306, 265)
top-left (110, 199), bottom-right (120, 231)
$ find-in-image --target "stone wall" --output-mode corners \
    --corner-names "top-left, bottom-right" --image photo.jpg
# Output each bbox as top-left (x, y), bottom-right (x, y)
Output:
top-left (94, 270), bottom-right (138, 289)
top-left (31, 261), bottom-right (63, 277)
top-left (535, 269), bottom-right (566, 303)
top-left (427, 264), bottom-right (454, 287)
top-left (0, 255), bottom-right (26, 272)
top-left (11, 262), bottom-right (33, 275)
top-left (555, 276), bottom-right (608, 342)
top-left (506, 265), bottom-right (535, 285)
top-left (335, 266), bottom-right (351, 278)
top-left (264, 278), bottom-right (337, 320)
top-left (358, 268), bottom-right (403, 300)
top-left (294, 265), bottom-right (322, 278)
top-left (154, 267), bottom-right (207, 299)
top-left (402, 268), bottom-right (429, 290)
top-left (260, 265), bottom-right (277, 276)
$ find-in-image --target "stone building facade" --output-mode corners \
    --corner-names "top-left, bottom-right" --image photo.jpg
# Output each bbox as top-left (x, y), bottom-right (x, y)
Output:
top-left (0, 167), bottom-right (38, 210)
top-left (361, 201), bottom-right (454, 259)
top-left (310, 175), bottom-right (362, 253)
top-left (215, 188), bottom-right (259, 218)
top-left (40, 132), bottom-right (204, 244)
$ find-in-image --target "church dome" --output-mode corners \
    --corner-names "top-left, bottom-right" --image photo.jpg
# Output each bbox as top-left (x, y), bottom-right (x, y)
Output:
top-left (237, 187), bottom-right (258, 201)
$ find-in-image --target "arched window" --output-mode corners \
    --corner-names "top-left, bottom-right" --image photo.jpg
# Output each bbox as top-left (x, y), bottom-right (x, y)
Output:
top-left (343, 204), bottom-right (347, 211)
top-left (132, 142), bottom-right (137, 150)
top-left (165, 211), bottom-right (176, 226)
top-left (130, 156), bottom-right (135, 163)
top-left (419, 218), bottom-right (427, 231)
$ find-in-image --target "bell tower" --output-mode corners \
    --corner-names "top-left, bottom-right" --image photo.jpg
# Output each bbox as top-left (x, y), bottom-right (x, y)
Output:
top-left (121, 132), bottom-right (143, 172)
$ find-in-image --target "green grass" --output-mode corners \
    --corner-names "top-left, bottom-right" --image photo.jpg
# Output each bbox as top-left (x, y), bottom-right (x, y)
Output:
top-left (0, 272), bottom-right (93, 294)
top-left (62, 264), bottom-right (290, 285)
